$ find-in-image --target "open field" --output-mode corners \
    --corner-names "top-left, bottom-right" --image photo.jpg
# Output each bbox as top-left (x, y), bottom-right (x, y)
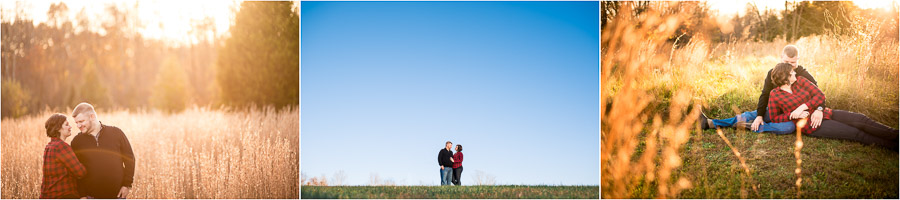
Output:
top-left (301, 185), bottom-right (599, 199)
top-left (1, 106), bottom-right (299, 198)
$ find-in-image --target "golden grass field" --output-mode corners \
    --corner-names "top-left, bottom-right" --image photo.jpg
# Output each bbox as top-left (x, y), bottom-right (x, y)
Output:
top-left (1, 106), bottom-right (299, 198)
top-left (602, 2), bottom-right (898, 198)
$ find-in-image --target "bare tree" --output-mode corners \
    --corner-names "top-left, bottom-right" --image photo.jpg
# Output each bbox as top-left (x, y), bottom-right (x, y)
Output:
top-left (301, 172), bottom-right (308, 185)
top-left (368, 173), bottom-right (382, 186)
top-left (471, 170), bottom-right (497, 185)
top-left (332, 170), bottom-right (347, 186)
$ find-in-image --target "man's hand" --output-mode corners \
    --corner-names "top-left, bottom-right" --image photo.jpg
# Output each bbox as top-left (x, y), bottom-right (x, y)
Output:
top-left (790, 104), bottom-right (809, 119)
top-left (810, 110), bottom-right (824, 128)
top-left (118, 186), bottom-right (130, 199)
top-left (441, 166), bottom-right (444, 170)
top-left (751, 116), bottom-right (765, 132)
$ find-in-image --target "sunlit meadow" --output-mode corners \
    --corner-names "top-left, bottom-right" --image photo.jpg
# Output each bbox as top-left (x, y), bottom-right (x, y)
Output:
top-left (1, 107), bottom-right (299, 198)
top-left (602, 1), bottom-right (898, 198)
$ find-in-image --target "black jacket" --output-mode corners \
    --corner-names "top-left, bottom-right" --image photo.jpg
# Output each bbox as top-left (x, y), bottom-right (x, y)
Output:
top-left (71, 122), bottom-right (135, 198)
top-left (437, 148), bottom-right (453, 167)
top-left (757, 65), bottom-right (822, 120)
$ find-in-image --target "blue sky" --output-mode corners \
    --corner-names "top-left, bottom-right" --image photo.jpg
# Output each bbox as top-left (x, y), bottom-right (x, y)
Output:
top-left (300, 1), bottom-right (598, 186)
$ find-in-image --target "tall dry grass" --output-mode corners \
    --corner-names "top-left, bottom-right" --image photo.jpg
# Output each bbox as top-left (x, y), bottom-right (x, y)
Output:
top-left (601, 2), bottom-right (699, 198)
top-left (1, 106), bottom-right (299, 198)
top-left (603, 1), bottom-right (897, 199)
top-left (794, 118), bottom-right (808, 198)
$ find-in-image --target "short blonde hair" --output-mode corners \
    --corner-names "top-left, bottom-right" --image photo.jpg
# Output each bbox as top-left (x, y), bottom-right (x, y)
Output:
top-left (783, 45), bottom-right (799, 58)
top-left (72, 102), bottom-right (96, 118)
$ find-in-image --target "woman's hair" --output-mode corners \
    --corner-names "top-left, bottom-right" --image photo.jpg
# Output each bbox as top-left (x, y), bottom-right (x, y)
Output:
top-left (456, 144), bottom-right (462, 152)
top-left (44, 113), bottom-right (67, 138)
top-left (771, 62), bottom-right (794, 86)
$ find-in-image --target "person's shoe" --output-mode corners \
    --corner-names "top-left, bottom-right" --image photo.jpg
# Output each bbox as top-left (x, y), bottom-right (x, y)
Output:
top-left (699, 112), bottom-right (711, 130)
top-left (735, 121), bottom-right (752, 130)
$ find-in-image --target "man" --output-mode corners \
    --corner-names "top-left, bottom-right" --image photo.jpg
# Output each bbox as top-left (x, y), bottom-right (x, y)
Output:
top-left (437, 141), bottom-right (454, 186)
top-left (70, 102), bottom-right (135, 199)
top-left (700, 45), bottom-right (822, 134)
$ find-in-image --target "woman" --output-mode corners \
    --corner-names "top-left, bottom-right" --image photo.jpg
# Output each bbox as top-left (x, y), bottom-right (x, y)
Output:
top-left (451, 144), bottom-right (463, 185)
top-left (40, 113), bottom-right (86, 199)
top-left (767, 63), bottom-right (898, 150)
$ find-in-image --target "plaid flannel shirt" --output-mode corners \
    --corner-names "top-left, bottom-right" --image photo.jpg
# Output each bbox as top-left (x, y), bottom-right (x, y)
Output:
top-left (767, 76), bottom-right (833, 134)
top-left (452, 152), bottom-right (463, 168)
top-left (40, 137), bottom-right (86, 199)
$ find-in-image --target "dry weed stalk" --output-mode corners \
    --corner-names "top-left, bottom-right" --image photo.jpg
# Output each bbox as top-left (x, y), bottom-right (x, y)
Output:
top-left (714, 128), bottom-right (758, 198)
top-left (601, 2), bottom-right (697, 198)
top-left (794, 118), bottom-right (808, 198)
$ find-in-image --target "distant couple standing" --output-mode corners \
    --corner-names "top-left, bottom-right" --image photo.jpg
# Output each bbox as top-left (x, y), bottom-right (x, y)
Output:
top-left (437, 141), bottom-right (463, 186)
top-left (40, 102), bottom-right (136, 199)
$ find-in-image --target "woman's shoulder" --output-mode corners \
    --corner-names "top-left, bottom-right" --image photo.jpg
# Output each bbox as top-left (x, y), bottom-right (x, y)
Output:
top-left (46, 139), bottom-right (66, 150)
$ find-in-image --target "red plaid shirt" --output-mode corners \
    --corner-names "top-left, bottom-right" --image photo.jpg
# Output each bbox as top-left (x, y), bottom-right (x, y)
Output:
top-left (40, 137), bottom-right (86, 199)
top-left (452, 152), bottom-right (463, 168)
top-left (767, 76), bottom-right (833, 134)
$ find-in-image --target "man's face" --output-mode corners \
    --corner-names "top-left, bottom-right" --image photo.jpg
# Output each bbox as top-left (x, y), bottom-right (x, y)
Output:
top-left (74, 113), bottom-right (93, 133)
top-left (782, 54), bottom-right (799, 68)
top-left (446, 143), bottom-right (452, 150)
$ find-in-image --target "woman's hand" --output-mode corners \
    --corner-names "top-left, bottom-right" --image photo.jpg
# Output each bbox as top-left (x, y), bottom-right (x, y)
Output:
top-left (810, 110), bottom-right (824, 128)
top-left (798, 111), bottom-right (810, 119)
top-left (790, 104), bottom-right (809, 119)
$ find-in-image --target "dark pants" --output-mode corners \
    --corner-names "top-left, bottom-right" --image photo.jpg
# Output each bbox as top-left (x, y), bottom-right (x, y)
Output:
top-left (809, 110), bottom-right (899, 150)
top-left (452, 166), bottom-right (463, 185)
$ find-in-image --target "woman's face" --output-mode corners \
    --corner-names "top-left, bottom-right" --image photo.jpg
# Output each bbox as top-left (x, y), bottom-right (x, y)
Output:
top-left (456, 146), bottom-right (460, 151)
top-left (59, 121), bottom-right (72, 140)
top-left (788, 70), bottom-right (797, 85)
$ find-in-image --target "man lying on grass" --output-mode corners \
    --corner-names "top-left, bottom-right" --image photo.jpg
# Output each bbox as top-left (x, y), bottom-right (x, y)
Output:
top-left (699, 45), bottom-right (814, 135)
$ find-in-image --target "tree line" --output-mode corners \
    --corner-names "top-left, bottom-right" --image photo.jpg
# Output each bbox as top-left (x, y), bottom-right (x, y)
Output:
top-left (602, 1), bottom-right (899, 45)
top-left (1, 1), bottom-right (299, 118)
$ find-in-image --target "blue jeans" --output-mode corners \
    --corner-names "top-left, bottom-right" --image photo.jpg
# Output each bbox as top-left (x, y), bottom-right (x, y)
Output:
top-left (440, 167), bottom-right (453, 185)
top-left (712, 110), bottom-right (796, 135)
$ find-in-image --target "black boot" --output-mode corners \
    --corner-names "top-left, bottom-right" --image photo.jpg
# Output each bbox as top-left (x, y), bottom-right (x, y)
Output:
top-left (699, 112), bottom-right (712, 130)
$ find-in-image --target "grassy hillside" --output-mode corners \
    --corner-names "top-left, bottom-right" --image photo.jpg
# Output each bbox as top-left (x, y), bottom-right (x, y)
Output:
top-left (301, 185), bottom-right (599, 199)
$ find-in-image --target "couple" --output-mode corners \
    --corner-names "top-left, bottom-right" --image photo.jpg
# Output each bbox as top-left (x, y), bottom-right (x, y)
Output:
top-left (40, 102), bottom-right (136, 199)
top-left (700, 45), bottom-right (899, 150)
top-left (437, 141), bottom-right (463, 186)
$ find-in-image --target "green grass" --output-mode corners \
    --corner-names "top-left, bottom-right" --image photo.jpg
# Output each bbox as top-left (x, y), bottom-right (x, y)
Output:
top-left (673, 128), bottom-right (899, 198)
top-left (301, 185), bottom-right (599, 199)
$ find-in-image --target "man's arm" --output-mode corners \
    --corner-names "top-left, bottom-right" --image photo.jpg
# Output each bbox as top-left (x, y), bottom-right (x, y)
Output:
top-left (119, 132), bottom-right (136, 188)
top-left (756, 69), bottom-right (776, 117)
top-left (796, 66), bottom-right (818, 86)
top-left (70, 136), bottom-right (90, 197)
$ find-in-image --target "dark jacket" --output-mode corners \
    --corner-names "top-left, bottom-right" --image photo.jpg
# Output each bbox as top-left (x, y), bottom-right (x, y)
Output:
top-left (71, 122), bottom-right (135, 198)
top-left (437, 148), bottom-right (453, 167)
top-left (757, 65), bottom-right (821, 120)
